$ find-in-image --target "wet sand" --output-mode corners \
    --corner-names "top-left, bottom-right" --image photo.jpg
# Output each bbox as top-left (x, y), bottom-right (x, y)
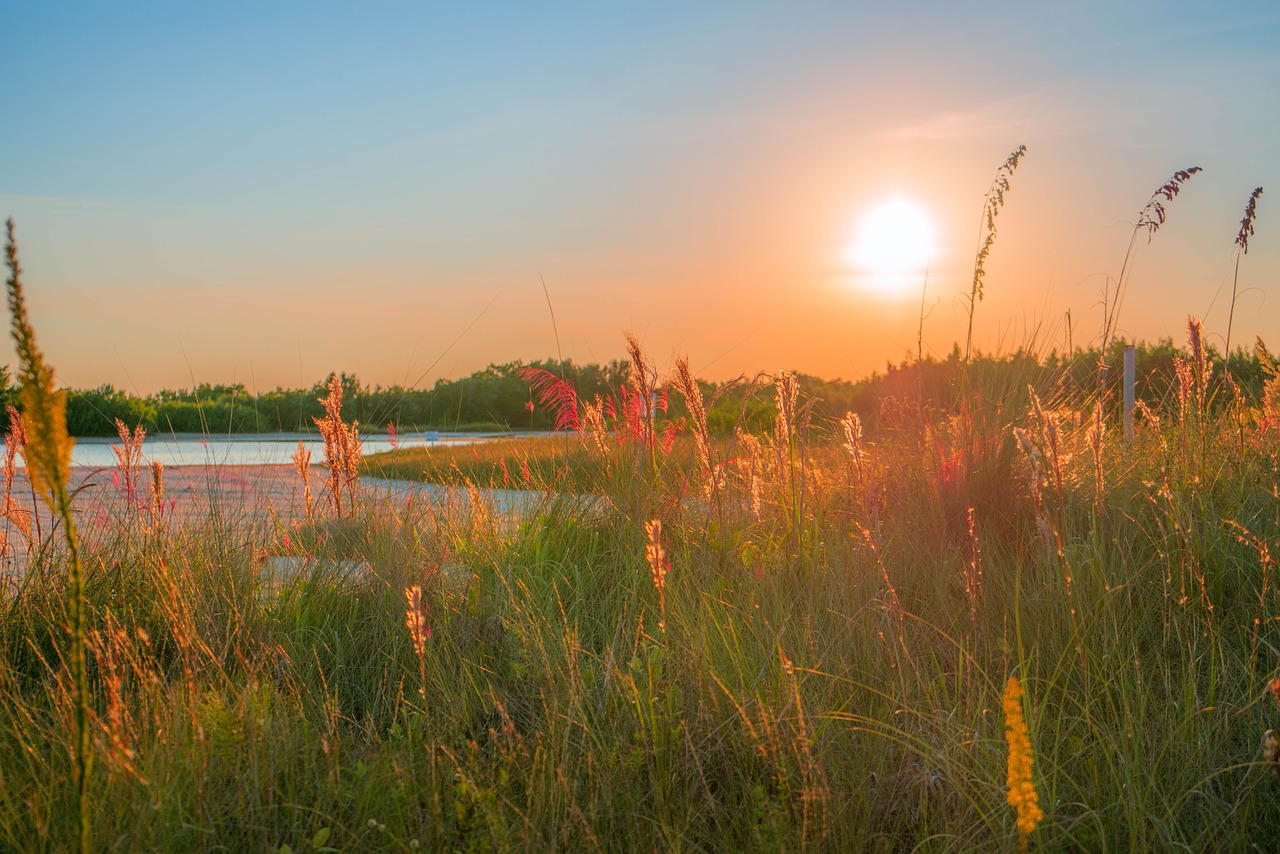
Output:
top-left (1, 463), bottom-right (563, 535)
top-left (0, 464), bottom-right (573, 594)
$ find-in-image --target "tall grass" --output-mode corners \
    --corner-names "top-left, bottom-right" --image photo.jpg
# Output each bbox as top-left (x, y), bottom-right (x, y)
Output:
top-left (5, 219), bottom-right (90, 851)
top-left (1227, 186), bottom-right (1264, 358)
top-left (1101, 167), bottom-right (1203, 360)
top-left (964, 144), bottom-right (1027, 366)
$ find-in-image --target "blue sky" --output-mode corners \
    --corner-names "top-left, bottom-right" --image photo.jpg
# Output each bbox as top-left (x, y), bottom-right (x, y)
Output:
top-left (2, 2), bottom-right (1278, 391)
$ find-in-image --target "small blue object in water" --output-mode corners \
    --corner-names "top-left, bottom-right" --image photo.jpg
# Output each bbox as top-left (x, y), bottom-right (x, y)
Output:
top-left (425, 431), bottom-right (440, 444)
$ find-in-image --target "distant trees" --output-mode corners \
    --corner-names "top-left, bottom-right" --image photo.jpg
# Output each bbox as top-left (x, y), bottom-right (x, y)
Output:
top-left (0, 342), bottom-right (1272, 438)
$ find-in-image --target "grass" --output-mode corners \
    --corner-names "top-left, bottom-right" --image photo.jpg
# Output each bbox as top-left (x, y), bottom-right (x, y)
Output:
top-left (4, 173), bottom-right (1280, 850)
top-left (362, 436), bottom-right (599, 491)
top-left (362, 435), bottom-right (705, 501)
top-left (3, 333), bottom-right (1279, 850)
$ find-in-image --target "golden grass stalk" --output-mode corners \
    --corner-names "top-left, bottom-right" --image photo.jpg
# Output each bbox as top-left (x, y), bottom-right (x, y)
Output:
top-left (405, 585), bottom-right (429, 700)
top-left (672, 357), bottom-right (716, 500)
top-left (839, 410), bottom-right (866, 501)
top-left (645, 518), bottom-right (667, 633)
top-left (1187, 315), bottom-right (1211, 416)
top-left (1256, 337), bottom-right (1280, 426)
top-left (1087, 399), bottom-right (1105, 511)
top-left (581, 395), bottom-right (609, 455)
top-left (315, 376), bottom-right (361, 517)
top-left (1226, 187), bottom-right (1263, 358)
top-left (1003, 676), bottom-right (1043, 851)
top-left (85, 617), bottom-right (144, 782)
top-left (149, 459), bottom-right (164, 521)
top-left (291, 441), bottom-right (314, 521)
top-left (965, 144), bottom-right (1027, 364)
top-left (111, 418), bottom-right (146, 502)
top-left (2, 405), bottom-right (32, 548)
top-left (5, 218), bottom-right (91, 852)
top-left (964, 506), bottom-right (982, 630)
top-left (625, 333), bottom-right (657, 455)
top-left (1173, 356), bottom-right (1193, 423)
top-left (773, 371), bottom-right (799, 449)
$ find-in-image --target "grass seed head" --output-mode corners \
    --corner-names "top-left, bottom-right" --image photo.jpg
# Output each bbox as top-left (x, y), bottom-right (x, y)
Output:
top-left (1236, 187), bottom-right (1263, 254)
top-left (1263, 730), bottom-right (1280, 781)
top-left (5, 220), bottom-right (73, 508)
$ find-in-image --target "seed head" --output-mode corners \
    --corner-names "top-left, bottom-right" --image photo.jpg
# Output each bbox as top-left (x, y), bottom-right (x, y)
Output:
top-left (1003, 676), bottom-right (1044, 850)
top-left (1236, 187), bottom-right (1264, 255)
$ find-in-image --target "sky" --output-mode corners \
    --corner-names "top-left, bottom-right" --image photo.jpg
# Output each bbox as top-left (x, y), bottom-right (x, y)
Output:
top-left (1, 2), bottom-right (1278, 393)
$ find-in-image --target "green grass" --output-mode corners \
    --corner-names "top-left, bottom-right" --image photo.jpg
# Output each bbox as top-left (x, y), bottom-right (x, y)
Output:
top-left (362, 435), bottom-right (597, 490)
top-left (362, 434), bottom-right (700, 497)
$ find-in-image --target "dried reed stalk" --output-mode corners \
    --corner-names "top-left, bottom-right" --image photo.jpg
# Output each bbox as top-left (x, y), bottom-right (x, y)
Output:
top-left (111, 418), bottom-right (146, 502)
top-left (2, 405), bottom-right (31, 548)
top-left (314, 376), bottom-right (361, 517)
top-left (405, 585), bottom-right (430, 699)
top-left (149, 459), bottom-right (164, 520)
top-left (672, 357), bottom-right (716, 499)
top-left (645, 518), bottom-right (668, 633)
top-left (6, 218), bottom-right (91, 852)
top-left (291, 441), bottom-right (314, 520)
top-left (1226, 187), bottom-right (1263, 358)
top-left (1102, 167), bottom-right (1203, 357)
top-left (965, 145), bottom-right (1027, 364)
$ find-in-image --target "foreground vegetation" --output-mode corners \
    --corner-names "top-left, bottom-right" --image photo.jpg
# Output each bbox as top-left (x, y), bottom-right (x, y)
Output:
top-left (2, 162), bottom-right (1275, 849)
top-left (4, 305), bottom-right (1280, 848)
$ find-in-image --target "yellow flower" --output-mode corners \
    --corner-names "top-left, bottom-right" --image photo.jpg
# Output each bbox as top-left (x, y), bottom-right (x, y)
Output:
top-left (1004, 676), bottom-right (1043, 850)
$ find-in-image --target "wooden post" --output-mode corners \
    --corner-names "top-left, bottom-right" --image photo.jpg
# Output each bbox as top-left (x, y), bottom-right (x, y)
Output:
top-left (1123, 344), bottom-right (1136, 444)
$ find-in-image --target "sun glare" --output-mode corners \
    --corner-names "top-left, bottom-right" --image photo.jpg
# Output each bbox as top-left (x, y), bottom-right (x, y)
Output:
top-left (846, 197), bottom-right (936, 287)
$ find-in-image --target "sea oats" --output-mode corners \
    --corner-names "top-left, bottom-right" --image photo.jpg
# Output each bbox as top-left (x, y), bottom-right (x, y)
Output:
top-left (966, 145), bottom-right (1027, 363)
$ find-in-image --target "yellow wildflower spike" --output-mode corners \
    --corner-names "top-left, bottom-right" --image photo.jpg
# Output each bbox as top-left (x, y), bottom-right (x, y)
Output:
top-left (1003, 676), bottom-right (1044, 851)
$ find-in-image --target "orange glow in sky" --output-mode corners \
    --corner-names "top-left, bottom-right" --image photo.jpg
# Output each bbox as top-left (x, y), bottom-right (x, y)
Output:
top-left (1, 4), bottom-right (1277, 391)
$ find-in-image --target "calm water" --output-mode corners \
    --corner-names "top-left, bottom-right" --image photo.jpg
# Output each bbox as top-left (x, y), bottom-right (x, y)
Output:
top-left (3, 431), bottom-right (501, 469)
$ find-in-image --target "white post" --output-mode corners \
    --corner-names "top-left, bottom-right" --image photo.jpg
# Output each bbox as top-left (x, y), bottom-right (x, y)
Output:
top-left (1123, 344), bottom-right (1136, 444)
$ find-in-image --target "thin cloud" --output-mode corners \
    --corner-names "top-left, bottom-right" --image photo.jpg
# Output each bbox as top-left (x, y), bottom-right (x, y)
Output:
top-left (879, 108), bottom-right (1028, 142)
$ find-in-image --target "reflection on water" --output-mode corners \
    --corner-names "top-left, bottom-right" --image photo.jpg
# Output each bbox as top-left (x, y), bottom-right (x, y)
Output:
top-left (2, 432), bottom-right (500, 468)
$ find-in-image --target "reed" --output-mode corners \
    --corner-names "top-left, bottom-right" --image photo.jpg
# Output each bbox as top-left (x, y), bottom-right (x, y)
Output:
top-left (1101, 167), bottom-right (1202, 359)
top-left (111, 418), bottom-right (146, 505)
top-left (964, 144), bottom-right (1027, 365)
top-left (314, 375), bottom-right (361, 517)
top-left (291, 441), bottom-right (314, 521)
top-left (5, 219), bottom-right (91, 852)
top-left (1226, 187), bottom-right (1263, 358)
top-left (1, 405), bottom-right (32, 553)
top-left (644, 518), bottom-right (667, 633)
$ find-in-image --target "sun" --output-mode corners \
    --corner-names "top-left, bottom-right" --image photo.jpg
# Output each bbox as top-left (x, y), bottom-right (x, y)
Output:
top-left (846, 197), bottom-right (936, 281)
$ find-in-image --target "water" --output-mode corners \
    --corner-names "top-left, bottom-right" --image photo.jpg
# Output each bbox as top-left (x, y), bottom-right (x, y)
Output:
top-left (3, 431), bottom-right (501, 468)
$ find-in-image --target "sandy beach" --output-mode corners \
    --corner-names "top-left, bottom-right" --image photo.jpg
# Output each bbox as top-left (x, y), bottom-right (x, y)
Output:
top-left (1, 463), bottom-right (561, 535)
top-left (0, 462), bottom-right (569, 597)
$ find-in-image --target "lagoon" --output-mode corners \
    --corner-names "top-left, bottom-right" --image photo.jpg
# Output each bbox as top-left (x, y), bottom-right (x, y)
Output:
top-left (5, 431), bottom-right (506, 469)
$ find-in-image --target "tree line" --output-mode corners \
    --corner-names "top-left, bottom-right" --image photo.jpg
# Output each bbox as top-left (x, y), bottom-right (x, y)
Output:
top-left (0, 338), bottom-right (1271, 437)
